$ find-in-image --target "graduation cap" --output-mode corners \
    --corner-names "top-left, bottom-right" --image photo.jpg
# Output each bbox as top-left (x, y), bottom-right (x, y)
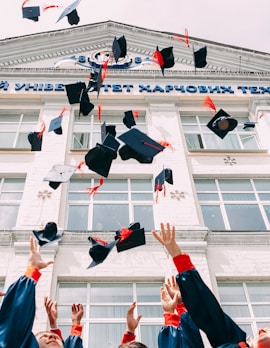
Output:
top-left (194, 46), bottom-right (207, 68)
top-left (207, 109), bottom-right (238, 139)
top-left (48, 115), bottom-right (63, 135)
top-left (101, 122), bottom-right (116, 142)
top-left (56, 0), bottom-right (81, 25)
top-left (153, 46), bottom-right (174, 75)
top-left (118, 128), bottom-right (165, 163)
top-left (79, 90), bottom-right (95, 116)
top-left (154, 168), bottom-right (173, 191)
top-left (112, 35), bottom-right (127, 63)
top-left (243, 121), bottom-right (256, 129)
top-left (22, 6), bottom-right (40, 21)
top-left (115, 222), bottom-right (146, 252)
top-left (43, 164), bottom-right (77, 190)
top-left (123, 110), bottom-right (136, 129)
top-left (33, 222), bottom-right (61, 247)
top-left (86, 67), bottom-right (103, 96)
top-left (28, 132), bottom-right (42, 151)
top-left (87, 236), bottom-right (118, 268)
top-left (85, 133), bottom-right (120, 177)
top-left (65, 82), bottom-right (86, 104)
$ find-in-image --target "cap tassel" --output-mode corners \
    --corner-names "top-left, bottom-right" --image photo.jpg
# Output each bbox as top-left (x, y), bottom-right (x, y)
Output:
top-left (60, 106), bottom-right (68, 115)
top-left (118, 227), bottom-right (133, 242)
top-left (158, 140), bottom-right (174, 150)
top-left (102, 58), bottom-right (110, 82)
top-left (42, 5), bottom-right (59, 11)
top-left (37, 120), bottom-right (46, 138)
top-left (86, 178), bottom-right (104, 196)
top-left (258, 112), bottom-right (264, 119)
top-left (173, 28), bottom-right (190, 48)
top-left (152, 50), bottom-right (164, 68)
top-left (77, 160), bottom-right (85, 176)
top-left (92, 236), bottom-right (108, 245)
top-left (155, 180), bottom-right (162, 203)
top-left (22, 0), bottom-right (30, 7)
top-left (98, 104), bottom-right (102, 122)
top-left (202, 96), bottom-right (216, 113)
top-left (143, 141), bottom-right (164, 152)
top-left (133, 110), bottom-right (139, 118)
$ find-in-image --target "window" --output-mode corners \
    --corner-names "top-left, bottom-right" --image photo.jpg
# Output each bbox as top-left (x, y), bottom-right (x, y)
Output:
top-left (218, 281), bottom-right (270, 337)
top-left (56, 282), bottom-right (163, 348)
top-left (67, 178), bottom-right (154, 231)
top-left (72, 110), bottom-right (146, 150)
top-left (181, 115), bottom-right (259, 150)
top-left (0, 110), bottom-right (40, 149)
top-left (194, 178), bottom-right (270, 231)
top-left (0, 178), bottom-right (25, 229)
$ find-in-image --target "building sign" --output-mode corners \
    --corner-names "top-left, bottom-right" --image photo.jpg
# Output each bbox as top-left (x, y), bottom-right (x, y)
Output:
top-left (0, 81), bottom-right (269, 95)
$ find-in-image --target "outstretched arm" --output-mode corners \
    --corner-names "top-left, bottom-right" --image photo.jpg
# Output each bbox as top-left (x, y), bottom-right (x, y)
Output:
top-left (0, 236), bottom-right (54, 347)
top-left (120, 302), bottom-right (142, 345)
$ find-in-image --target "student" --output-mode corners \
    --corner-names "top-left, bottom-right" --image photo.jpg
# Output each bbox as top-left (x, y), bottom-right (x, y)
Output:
top-left (152, 222), bottom-right (270, 348)
top-left (0, 236), bottom-right (84, 348)
top-left (158, 276), bottom-right (204, 348)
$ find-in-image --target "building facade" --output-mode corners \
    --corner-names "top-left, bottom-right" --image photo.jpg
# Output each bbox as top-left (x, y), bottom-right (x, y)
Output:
top-left (0, 21), bottom-right (270, 347)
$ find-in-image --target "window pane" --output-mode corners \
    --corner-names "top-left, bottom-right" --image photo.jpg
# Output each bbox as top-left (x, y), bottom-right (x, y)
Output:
top-left (258, 194), bottom-right (270, 201)
top-left (133, 205), bottom-right (154, 231)
top-left (201, 205), bottom-right (225, 230)
top-left (263, 206), bottom-right (270, 223)
top-left (67, 205), bottom-right (88, 230)
top-left (89, 305), bottom-right (129, 318)
top-left (0, 133), bottom-right (15, 147)
top-left (137, 283), bottom-right (162, 302)
top-left (218, 283), bottom-right (246, 302)
top-left (221, 305), bottom-right (250, 317)
top-left (131, 193), bottom-right (153, 200)
top-left (17, 133), bottom-right (31, 148)
top-left (253, 305), bottom-right (270, 317)
top-left (222, 193), bottom-right (256, 201)
top-left (97, 180), bottom-right (128, 191)
top-left (141, 325), bottom-right (161, 348)
top-left (240, 135), bottom-right (258, 150)
top-left (0, 205), bottom-right (19, 229)
top-left (247, 283), bottom-right (270, 301)
top-left (90, 284), bottom-right (132, 302)
top-left (73, 133), bottom-right (90, 149)
top-left (254, 180), bottom-right (270, 191)
top-left (93, 204), bottom-right (129, 230)
top-left (89, 323), bottom-right (125, 348)
top-left (185, 134), bottom-right (203, 149)
top-left (225, 204), bottom-right (266, 230)
top-left (130, 179), bottom-right (152, 191)
top-left (3, 178), bottom-right (25, 190)
top-left (194, 179), bottom-right (217, 191)
top-left (137, 305), bottom-right (163, 317)
top-left (197, 193), bottom-right (219, 201)
top-left (58, 283), bottom-right (87, 302)
top-left (94, 193), bottom-right (128, 201)
top-left (219, 179), bottom-right (253, 191)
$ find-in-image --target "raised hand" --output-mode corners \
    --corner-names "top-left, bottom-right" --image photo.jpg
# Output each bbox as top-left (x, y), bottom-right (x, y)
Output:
top-left (126, 301), bottom-right (142, 334)
top-left (152, 223), bottom-right (182, 257)
top-left (71, 304), bottom-right (84, 325)
top-left (28, 236), bottom-right (54, 270)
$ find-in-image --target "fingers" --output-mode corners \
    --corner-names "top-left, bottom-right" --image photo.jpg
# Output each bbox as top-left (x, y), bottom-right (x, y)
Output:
top-left (151, 230), bottom-right (164, 244)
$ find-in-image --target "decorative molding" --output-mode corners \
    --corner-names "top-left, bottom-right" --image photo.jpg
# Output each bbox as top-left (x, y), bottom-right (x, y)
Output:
top-left (224, 155), bottom-right (237, 165)
top-left (170, 190), bottom-right (185, 200)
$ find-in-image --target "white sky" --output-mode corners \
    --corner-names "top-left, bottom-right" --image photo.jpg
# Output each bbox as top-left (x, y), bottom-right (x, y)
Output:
top-left (1, 0), bottom-right (270, 53)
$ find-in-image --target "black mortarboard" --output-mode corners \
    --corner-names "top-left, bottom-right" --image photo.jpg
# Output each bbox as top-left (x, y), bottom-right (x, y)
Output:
top-left (115, 222), bottom-right (146, 252)
top-left (123, 110), bottom-right (136, 129)
top-left (56, 0), bottom-right (81, 25)
top-left (85, 133), bottom-right (120, 177)
top-left (33, 222), bottom-right (61, 247)
top-left (79, 90), bottom-right (95, 116)
top-left (43, 164), bottom-right (77, 190)
top-left (112, 35), bottom-right (127, 63)
top-left (86, 67), bottom-right (103, 96)
top-left (22, 6), bottom-right (40, 21)
top-left (48, 115), bottom-right (63, 135)
top-left (28, 132), bottom-right (42, 151)
top-left (87, 236), bottom-right (118, 268)
top-left (154, 168), bottom-right (173, 191)
top-left (118, 128), bottom-right (165, 163)
top-left (65, 82), bottom-right (86, 104)
top-left (194, 46), bottom-right (207, 68)
top-left (101, 122), bottom-right (116, 142)
top-left (243, 121), bottom-right (256, 129)
top-left (154, 46), bottom-right (174, 75)
top-left (207, 109), bottom-right (238, 139)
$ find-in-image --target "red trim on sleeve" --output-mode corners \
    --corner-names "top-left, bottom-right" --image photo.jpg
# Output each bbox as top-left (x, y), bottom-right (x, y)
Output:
top-left (121, 332), bottom-right (136, 344)
top-left (173, 254), bottom-right (195, 274)
top-left (164, 313), bottom-right (180, 327)
top-left (24, 266), bottom-right (41, 282)
top-left (50, 328), bottom-right (64, 341)
top-left (70, 324), bottom-right (83, 337)
top-left (176, 302), bottom-right (187, 316)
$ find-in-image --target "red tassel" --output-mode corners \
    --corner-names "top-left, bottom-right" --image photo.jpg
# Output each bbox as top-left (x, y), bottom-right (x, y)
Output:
top-left (238, 342), bottom-right (247, 348)
top-left (22, 0), bottom-right (30, 7)
top-left (158, 140), bottom-right (174, 149)
top-left (77, 160), bottom-right (85, 171)
top-left (98, 104), bottom-right (102, 122)
top-left (86, 178), bottom-right (104, 196)
top-left (143, 141), bottom-right (164, 152)
top-left (42, 5), bottom-right (59, 11)
top-left (173, 28), bottom-right (190, 48)
top-left (153, 50), bottom-right (164, 67)
top-left (92, 236), bottom-right (108, 245)
top-left (118, 227), bottom-right (132, 242)
top-left (258, 112), bottom-right (264, 119)
top-left (102, 58), bottom-right (110, 82)
top-left (60, 106), bottom-right (68, 115)
top-left (37, 120), bottom-right (45, 138)
top-left (202, 96), bottom-right (216, 112)
top-left (133, 110), bottom-right (139, 118)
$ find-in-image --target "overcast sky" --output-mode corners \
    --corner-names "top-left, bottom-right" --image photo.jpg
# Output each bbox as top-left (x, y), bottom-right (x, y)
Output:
top-left (1, 0), bottom-right (269, 53)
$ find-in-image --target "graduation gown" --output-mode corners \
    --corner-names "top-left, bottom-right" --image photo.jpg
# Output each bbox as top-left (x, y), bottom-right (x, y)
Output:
top-left (0, 267), bottom-right (83, 348)
top-left (173, 254), bottom-right (247, 348)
